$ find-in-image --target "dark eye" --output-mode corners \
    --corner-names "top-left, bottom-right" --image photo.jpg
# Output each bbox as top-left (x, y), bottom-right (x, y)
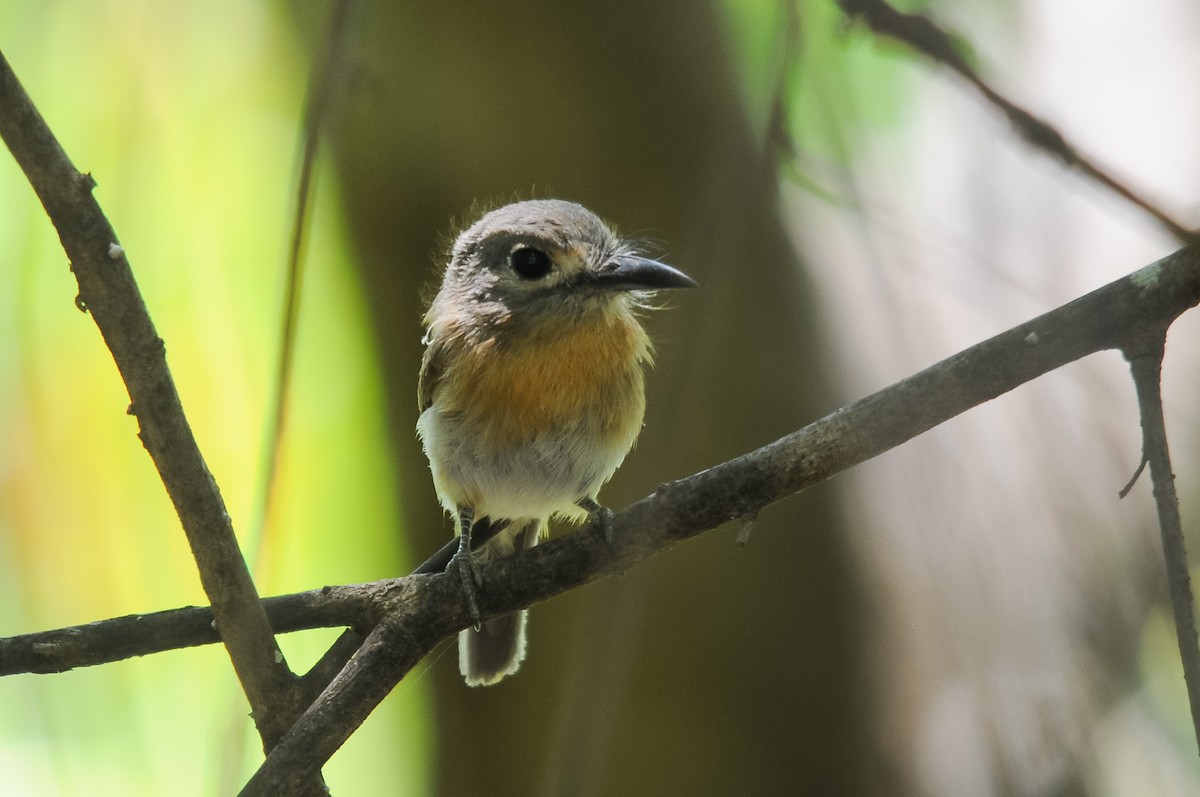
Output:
top-left (509, 246), bottom-right (553, 280)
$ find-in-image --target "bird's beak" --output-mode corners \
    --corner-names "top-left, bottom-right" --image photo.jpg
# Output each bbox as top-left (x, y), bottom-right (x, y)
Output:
top-left (589, 254), bottom-right (698, 292)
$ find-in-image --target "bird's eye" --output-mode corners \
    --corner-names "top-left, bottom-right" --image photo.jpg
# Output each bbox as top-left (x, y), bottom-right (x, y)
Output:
top-left (509, 246), bottom-right (553, 280)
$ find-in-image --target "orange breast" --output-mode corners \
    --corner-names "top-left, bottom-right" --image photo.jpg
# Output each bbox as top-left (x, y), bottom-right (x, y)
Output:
top-left (442, 308), bottom-right (650, 448)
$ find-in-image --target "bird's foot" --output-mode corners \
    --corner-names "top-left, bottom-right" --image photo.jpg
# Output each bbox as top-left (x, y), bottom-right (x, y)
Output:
top-left (449, 530), bottom-right (482, 627)
top-left (577, 496), bottom-right (616, 546)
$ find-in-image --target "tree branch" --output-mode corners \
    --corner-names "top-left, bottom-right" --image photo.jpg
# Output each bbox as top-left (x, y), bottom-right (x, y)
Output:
top-left (235, 244), bottom-right (1200, 793)
top-left (1, 219), bottom-right (1196, 788)
top-left (835, 0), bottom-right (1198, 244)
top-left (1123, 334), bottom-right (1200, 751)
top-left (6, 15), bottom-right (1200, 788)
top-left (0, 48), bottom-right (301, 749)
top-left (0, 538), bottom-right (460, 677)
top-left (0, 248), bottom-right (1193, 681)
top-left (0, 583), bottom-right (378, 676)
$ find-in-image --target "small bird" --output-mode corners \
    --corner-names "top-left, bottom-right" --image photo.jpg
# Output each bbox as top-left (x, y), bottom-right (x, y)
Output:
top-left (417, 199), bottom-right (695, 686)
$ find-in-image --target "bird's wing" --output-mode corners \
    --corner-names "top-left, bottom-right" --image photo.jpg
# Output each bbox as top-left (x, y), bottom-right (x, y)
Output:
top-left (417, 334), bottom-right (449, 411)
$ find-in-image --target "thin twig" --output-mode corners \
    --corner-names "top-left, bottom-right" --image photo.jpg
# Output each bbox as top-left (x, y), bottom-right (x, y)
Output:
top-left (1123, 334), bottom-right (1200, 753)
top-left (1118, 454), bottom-right (1148, 499)
top-left (834, 0), bottom-right (1199, 244)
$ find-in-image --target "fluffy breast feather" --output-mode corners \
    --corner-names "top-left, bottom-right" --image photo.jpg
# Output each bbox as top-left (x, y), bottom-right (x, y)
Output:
top-left (437, 307), bottom-right (650, 448)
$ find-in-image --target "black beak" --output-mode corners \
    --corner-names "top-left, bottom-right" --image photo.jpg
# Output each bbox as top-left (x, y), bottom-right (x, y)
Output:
top-left (589, 254), bottom-right (698, 292)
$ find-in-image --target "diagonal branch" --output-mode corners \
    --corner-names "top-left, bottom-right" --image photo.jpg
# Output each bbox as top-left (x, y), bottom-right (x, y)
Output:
top-left (835, 0), bottom-right (1199, 244)
top-left (238, 244), bottom-right (1200, 793)
top-left (0, 49), bottom-right (301, 749)
top-left (1, 228), bottom-right (1197, 789)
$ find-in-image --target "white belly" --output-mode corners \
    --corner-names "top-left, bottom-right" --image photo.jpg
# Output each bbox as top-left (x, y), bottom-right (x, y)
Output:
top-left (417, 405), bottom-right (637, 522)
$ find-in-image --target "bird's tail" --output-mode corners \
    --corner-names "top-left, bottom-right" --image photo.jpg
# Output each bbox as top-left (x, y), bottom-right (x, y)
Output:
top-left (459, 517), bottom-right (542, 686)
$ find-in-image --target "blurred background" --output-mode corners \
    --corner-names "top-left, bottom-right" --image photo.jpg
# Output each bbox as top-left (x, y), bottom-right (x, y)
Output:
top-left (1, 1), bottom-right (1198, 794)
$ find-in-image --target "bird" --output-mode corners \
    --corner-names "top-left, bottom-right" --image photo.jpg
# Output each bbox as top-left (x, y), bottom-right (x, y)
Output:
top-left (416, 198), bottom-right (695, 686)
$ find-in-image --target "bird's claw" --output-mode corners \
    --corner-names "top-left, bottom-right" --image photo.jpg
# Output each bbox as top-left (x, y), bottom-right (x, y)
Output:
top-left (449, 546), bottom-right (482, 625)
top-left (578, 497), bottom-right (616, 546)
